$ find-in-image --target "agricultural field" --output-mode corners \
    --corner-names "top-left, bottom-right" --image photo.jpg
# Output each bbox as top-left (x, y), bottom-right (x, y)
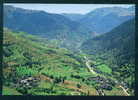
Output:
top-left (3, 29), bottom-right (133, 96)
top-left (3, 4), bottom-right (135, 96)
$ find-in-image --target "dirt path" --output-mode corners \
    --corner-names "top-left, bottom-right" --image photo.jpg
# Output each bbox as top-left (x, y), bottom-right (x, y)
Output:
top-left (119, 85), bottom-right (130, 96)
top-left (80, 50), bottom-right (130, 96)
top-left (83, 56), bottom-right (106, 96)
top-left (95, 88), bottom-right (105, 96)
top-left (84, 56), bottom-right (97, 75)
top-left (86, 60), bottom-right (97, 74)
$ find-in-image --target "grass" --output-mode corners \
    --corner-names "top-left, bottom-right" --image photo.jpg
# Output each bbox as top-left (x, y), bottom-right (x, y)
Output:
top-left (97, 64), bottom-right (112, 74)
top-left (3, 29), bottom-right (130, 96)
top-left (3, 86), bottom-right (22, 95)
top-left (103, 86), bottom-right (127, 96)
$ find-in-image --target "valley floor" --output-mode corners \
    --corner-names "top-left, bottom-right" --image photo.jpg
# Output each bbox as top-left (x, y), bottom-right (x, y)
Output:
top-left (84, 56), bottom-right (130, 96)
top-left (3, 54), bottom-right (131, 96)
top-left (3, 30), bottom-right (134, 96)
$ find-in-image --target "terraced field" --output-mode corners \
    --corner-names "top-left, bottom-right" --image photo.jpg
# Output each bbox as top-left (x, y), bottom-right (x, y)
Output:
top-left (2, 29), bottom-right (133, 96)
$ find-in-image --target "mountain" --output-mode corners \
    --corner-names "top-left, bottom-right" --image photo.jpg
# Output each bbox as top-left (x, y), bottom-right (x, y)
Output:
top-left (4, 5), bottom-right (135, 50)
top-left (4, 5), bottom-right (93, 50)
top-left (61, 13), bottom-right (85, 21)
top-left (79, 6), bottom-right (135, 34)
top-left (81, 18), bottom-right (135, 66)
top-left (81, 18), bottom-right (135, 92)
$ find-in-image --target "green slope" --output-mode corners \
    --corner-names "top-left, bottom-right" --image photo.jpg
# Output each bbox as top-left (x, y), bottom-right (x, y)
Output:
top-left (81, 19), bottom-right (135, 94)
top-left (3, 28), bottom-right (131, 96)
top-left (3, 29), bottom-right (95, 95)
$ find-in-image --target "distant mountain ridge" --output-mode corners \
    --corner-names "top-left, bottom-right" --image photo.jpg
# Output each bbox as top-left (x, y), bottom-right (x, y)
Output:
top-left (63, 6), bottom-right (135, 35)
top-left (61, 13), bottom-right (85, 21)
top-left (4, 5), bottom-right (135, 50)
top-left (79, 6), bottom-right (135, 34)
top-left (4, 5), bottom-right (86, 36)
top-left (4, 5), bottom-right (93, 50)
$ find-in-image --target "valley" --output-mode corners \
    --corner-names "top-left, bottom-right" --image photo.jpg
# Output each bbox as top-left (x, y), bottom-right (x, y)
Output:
top-left (2, 4), bottom-right (135, 96)
top-left (3, 28), bottom-right (134, 96)
top-left (3, 29), bottom-right (131, 96)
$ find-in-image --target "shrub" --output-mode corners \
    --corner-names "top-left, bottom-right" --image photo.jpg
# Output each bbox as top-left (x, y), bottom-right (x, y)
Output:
top-left (76, 83), bottom-right (81, 88)
top-left (16, 66), bottom-right (38, 77)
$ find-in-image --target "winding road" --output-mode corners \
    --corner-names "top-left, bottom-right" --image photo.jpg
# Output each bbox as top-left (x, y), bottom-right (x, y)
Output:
top-left (83, 55), bottom-right (105, 96)
top-left (79, 50), bottom-right (130, 96)
top-left (119, 85), bottom-right (130, 96)
top-left (84, 56), bottom-right (97, 75)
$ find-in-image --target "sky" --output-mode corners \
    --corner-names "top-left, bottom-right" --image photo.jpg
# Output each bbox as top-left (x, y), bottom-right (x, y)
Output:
top-left (5, 4), bottom-right (134, 14)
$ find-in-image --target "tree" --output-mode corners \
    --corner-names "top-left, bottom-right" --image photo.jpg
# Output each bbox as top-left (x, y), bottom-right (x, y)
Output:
top-left (76, 83), bottom-right (81, 88)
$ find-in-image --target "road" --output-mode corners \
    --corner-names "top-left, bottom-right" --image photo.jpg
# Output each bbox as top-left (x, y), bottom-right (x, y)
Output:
top-left (84, 56), bottom-right (97, 75)
top-left (119, 85), bottom-right (130, 96)
top-left (86, 61), bottom-right (96, 74)
top-left (84, 55), bottom-right (130, 96)
top-left (83, 56), bottom-right (105, 96)
top-left (79, 50), bottom-right (129, 96)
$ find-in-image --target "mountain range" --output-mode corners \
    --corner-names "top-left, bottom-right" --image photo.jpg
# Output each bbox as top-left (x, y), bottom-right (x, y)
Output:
top-left (4, 5), bottom-right (93, 50)
top-left (4, 5), bottom-right (135, 49)
top-left (63, 6), bottom-right (135, 34)
top-left (61, 13), bottom-right (84, 21)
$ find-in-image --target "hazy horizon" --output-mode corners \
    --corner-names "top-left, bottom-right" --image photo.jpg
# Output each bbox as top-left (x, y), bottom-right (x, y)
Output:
top-left (4, 4), bottom-right (134, 14)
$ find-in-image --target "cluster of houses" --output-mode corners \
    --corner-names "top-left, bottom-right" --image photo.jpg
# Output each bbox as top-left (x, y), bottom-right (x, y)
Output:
top-left (17, 76), bottom-right (40, 89)
top-left (87, 76), bottom-right (115, 90)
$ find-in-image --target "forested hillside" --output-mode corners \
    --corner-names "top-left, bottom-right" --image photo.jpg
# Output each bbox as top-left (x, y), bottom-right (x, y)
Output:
top-left (4, 5), bottom-right (134, 50)
top-left (61, 13), bottom-right (84, 21)
top-left (4, 5), bottom-right (93, 50)
top-left (81, 19), bottom-right (135, 93)
top-left (81, 19), bottom-right (135, 65)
